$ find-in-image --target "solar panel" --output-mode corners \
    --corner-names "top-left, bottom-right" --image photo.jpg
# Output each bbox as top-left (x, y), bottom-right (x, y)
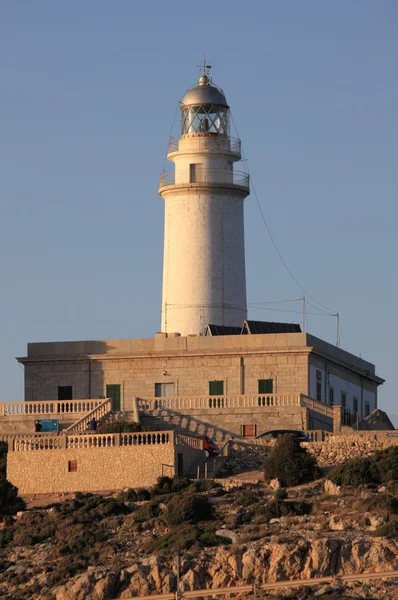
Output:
top-left (244, 320), bottom-right (301, 335)
top-left (206, 324), bottom-right (242, 336)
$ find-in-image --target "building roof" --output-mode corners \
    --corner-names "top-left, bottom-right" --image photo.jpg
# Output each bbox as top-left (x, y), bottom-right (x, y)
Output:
top-left (181, 75), bottom-right (228, 108)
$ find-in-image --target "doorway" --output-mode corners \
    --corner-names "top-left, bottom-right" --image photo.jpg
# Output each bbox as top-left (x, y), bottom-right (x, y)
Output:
top-left (106, 384), bottom-right (121, 411)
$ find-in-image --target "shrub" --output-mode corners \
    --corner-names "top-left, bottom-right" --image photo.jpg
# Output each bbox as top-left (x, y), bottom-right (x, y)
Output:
top-left (189, 479), bottom-right (222, 493)
top-left (198, 529), bottom-right (231, 547)
top-left (97, 421), bottom-right (157, 434)
top-left (0, 479), bottom-right (25, 517)
top-left (235, 492), bottom-right (259, 507)
top-left (117, 488), bottom-right (151, 502)
top-left (328, 447), bottom-right (398, 487)
top-left (0, 528), bottom-right (13, 548)
top-left (372, 446), bottom-right (398, 482)
top-left (256, 499), bottom-right (312, 521)
top-left (263, 435), bottom-right (320, 487)
top-left (134, 499), bottom-right (162, 523)
top-left (274, 488), bottom-right (288, 501)
top-left (373, 518), bottom-right (398, 538)
top-left (0, 442), bottom-right (7, 479)
top-left (152, 476), bottom-right (192, 496)
top-left (147, 524), bottom-right (200, 552)
top-left (163, 494), bottom-right (213, 527)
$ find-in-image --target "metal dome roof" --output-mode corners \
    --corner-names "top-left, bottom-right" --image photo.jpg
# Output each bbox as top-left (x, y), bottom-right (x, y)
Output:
top-left (181, 75), bottom-right (229, 108)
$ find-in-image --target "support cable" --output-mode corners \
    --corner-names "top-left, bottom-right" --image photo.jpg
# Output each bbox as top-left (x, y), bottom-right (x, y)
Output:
top-left (230, 113), bottom-right (337, 316)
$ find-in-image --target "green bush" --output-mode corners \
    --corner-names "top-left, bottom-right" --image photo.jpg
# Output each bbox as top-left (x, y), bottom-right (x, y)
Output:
top-left (263, 435), bottom-right (320, 487)
top-left (189, 479), bottom-right (222, 493)
top-left (97, 421), bottom-right (158, 434)
top-left (0, 528), bottom-right (13, 548)
top-left (255, 499), bottom-right (312, 521)
top-left (147, 524), bottom-right (200, 552)
top-left (328, 447), bottom-right (398, 487)
top-left (117, 488), bottom-right (151, 502)
top-left (274, 488), bottom-right (288, 501)
top-left (152, 476), bottom-right (192, 496)
top-left (163, 494), bottom-right (213, 527)
top-left (373, 518), bottom-right (398, 538)
top-left (0, 479), bottom-right (25, 517)
top-left (0, 442), bottom-right (7, 479)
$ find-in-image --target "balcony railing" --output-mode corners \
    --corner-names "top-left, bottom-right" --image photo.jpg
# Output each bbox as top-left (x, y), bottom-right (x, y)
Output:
top-left (0, 399), bottom-right (109, 417)
top-left (159, 169), bottom-right (249, 192)
top-left (137, 394), bottom-right (335, 420)
top-left (138, 394), bottom-right (302, 411)
top-left (167, 135), bottom-right (241, 155)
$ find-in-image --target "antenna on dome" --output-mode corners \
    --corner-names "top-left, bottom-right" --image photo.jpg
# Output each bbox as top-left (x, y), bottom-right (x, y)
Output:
top-left (197, 54), bottom-right (212, 82)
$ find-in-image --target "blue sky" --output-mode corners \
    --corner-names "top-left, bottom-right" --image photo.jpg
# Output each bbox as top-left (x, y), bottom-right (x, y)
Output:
top-left (1, 1), bottom-right (397, 424)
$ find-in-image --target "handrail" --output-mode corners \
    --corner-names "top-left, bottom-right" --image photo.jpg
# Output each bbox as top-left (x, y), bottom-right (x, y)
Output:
top-left (159, 169), bottom-right (249, 191)
top-left (138, 394), bottom-right (302, 411)
top-left (0, 399), bottom-right (107, 417)
top-left (300, 395), bottom-right (335, 418)
top-left (167, 135), bottom-right (241, 155)
top-left (65, 398), bottom-right (112, 432)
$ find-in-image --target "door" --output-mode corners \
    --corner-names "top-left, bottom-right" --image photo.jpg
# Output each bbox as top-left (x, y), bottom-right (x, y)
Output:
top-left (177, 453), bottom-right (184, 477)
top-left (242, 424), bottom-right (256, 438)
top-left (106, 384), bottom-right (121, 411)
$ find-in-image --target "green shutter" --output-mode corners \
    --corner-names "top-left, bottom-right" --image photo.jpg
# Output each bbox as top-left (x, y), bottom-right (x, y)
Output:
top-left (209, 381), bottom-right (224, 395)
top-left (258, 379), bottom-right (273, 394)
top-left (106, 384), bottom-right (121, 411)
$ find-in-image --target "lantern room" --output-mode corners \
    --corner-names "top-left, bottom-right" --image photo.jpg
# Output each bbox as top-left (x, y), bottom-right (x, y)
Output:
top-left (180, 74), bottom-right (230, 136)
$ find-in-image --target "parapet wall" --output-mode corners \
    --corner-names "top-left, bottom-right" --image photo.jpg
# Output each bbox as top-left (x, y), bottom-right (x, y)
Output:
top-left (6, 431), bottom-right (204, 495)
top-left (306, 432), bottom-right (398, 466)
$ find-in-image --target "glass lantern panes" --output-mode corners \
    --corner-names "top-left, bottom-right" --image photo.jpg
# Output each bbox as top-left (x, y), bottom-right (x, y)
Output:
top-left (181, 104), bottom-right (230, 136)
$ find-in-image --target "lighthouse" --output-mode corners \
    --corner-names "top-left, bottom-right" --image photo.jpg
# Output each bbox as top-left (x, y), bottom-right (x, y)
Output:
top-left (159, 67), bottom-right (249, 336)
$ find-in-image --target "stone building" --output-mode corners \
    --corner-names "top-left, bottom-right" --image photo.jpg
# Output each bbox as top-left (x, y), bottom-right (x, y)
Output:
top-left (16, 322), bottom-right (383, 439)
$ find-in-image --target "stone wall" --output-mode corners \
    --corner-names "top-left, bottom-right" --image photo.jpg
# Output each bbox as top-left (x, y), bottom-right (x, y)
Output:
top-left (6, 434), bottom-right (204, 495)
top-left (306, 432), bottom-right (398, 466)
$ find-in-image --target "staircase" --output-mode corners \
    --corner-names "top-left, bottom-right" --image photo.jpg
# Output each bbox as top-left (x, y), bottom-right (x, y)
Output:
top-left (66, 398), bottom-right (112, 433)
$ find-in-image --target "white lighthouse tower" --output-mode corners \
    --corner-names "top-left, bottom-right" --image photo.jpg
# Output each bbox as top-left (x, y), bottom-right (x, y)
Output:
top-left (159, 67), bottom-right (249, 336)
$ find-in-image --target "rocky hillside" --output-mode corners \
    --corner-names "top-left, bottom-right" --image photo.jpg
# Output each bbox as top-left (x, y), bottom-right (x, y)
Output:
top-left (0, 470), bottom-right (397, 600)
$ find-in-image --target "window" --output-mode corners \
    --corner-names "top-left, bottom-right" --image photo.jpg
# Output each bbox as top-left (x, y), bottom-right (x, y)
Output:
top-left (58, 386), bottom-right (72, 401)
top-left (328, 387), bottom-right (334, 407)
top-left (209, 381), bottom-right (224, 395)
top-left (341, 391), bottom-right (347, 408)
top-left (68, 460), bottom-right (77, 473)
top-left (258, 379), bottom-right (273, 394)
top-left (241, 424), bottom-right (257, 437)
top-left (316, 370), bottom-right (322, 402)
top-left (365, 402), bottom-right (370, 417)
top-left (353, 396), bottom-right (358, 415)
top-left (155, 383), bottom-right (175, 397)
top-left (189, 164), bottom-right (197, 183)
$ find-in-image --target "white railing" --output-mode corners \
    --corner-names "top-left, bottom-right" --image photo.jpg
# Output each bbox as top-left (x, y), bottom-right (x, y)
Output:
top-left (120, 431), bottom-right (172, 446)
top-left (65, 398), bottom-right (112, 432)
top-left (66, 434), bottom-right (117, 449)
top-left (12, 436), bottom-right (64, 451)
top-left (168, 135), bottom-right (241, 155)
top-left (138, 394), bottom-right (302, 412)
top-left (159, 169), bottom-right (249, 191)
top-left (175, 433), bottom-right (204, 450)
top-left (10, 431), bottom-right (175, 452)
top-left (300, 395), bottom-right (334, 418)
top-left (0, 399), bottom-right (107, 417)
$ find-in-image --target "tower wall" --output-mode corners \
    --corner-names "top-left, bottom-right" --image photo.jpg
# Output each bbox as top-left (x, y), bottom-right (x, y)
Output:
top-left (161, 187), bottom-right (247, 335)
